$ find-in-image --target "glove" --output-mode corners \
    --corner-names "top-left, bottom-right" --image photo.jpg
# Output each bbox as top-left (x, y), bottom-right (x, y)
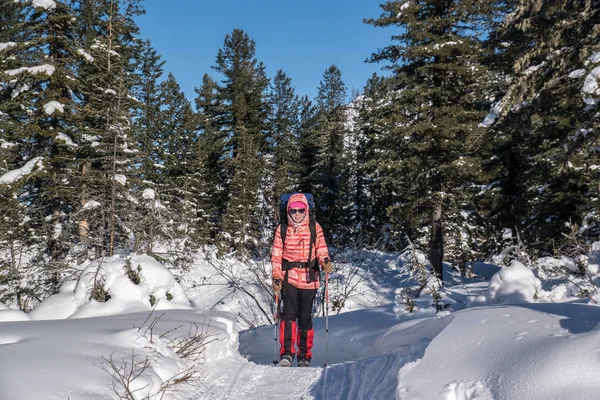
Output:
top-left (272, 278), bottom-right (282, 293)
top-left (322, 258), bottom-right (333, 273)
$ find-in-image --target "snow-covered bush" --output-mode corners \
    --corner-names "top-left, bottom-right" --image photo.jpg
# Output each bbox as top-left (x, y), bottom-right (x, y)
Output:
top-left (483, 260), bottom-right (542, 304)
top-left (393, 240), bottom-right (445, 314)
top-left (30, 254), bottom-right (191, 319)
top-left (100, 318), bottom-right (214, 399)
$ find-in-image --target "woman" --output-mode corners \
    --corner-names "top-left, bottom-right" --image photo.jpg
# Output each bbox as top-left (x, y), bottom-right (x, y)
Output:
top-left (271, 193), bottom-right (332, 367)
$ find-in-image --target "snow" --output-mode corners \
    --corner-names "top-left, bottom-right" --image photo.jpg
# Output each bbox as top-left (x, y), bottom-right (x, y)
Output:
top-left (524, 61), bottom-right (546, 75)
top-left (484, 260), bottom-right (542, 304)
top-left (143, 188), bottom-right (156, 200)
top-left (114, 173), bottom-right (127, 186)
top-left (104, 88), bottom-right (117, 95)
top-left (0, 139), bottom-right (17, 148)
top-left (55, 132), bottom-right (77, 147)
top-left (32, 0), bottom-right (57, 10)
top-left (51, 222), bottom-right (62, 239)
top-left (82, 133), bottom-right (100, 142)
top-left (43, 100), bottom-right (64, 115)
top-left (397, 2), bottom-right (411, 16)
top-left (11, 82), bottom-right (29, 98)
top-left (0, 309), bottom-right (235, 399)
top-left (0, 157), bottom-right (43, 185)
top-left (0, 42), bottom-right (17, 52)
top-left (588, 52), bottom-right (600, 64)
top-left (30, 254), bottom-right (191, 320)
top-left (77, 48), bottom-right (94, 62)
top-left (396, 304), bottom-right (600, 399)
top-left (479, 100), bottom-right (503, 127)
top-left (0, 303), bottom-right (30, 322)
top-left (5, 64), bottom-right (55, 76)
top-left (569, 69), bottom-right (587, 79)
top-left (433, 41), bottom-right (462, 50)
top-left (2, 249), bottom-right (600, 399)
top-left (82, 200), bottom-right (101, 209)
top-left (582, 66), bottom-right (600, 95)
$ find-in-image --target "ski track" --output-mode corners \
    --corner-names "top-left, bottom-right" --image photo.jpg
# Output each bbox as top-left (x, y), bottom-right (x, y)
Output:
top-left (312, 344), bottom-right (427, 400)
top-left (223, 362), bottom-right (247, 400)
top-left (198, 343), bottom-right (428, 400)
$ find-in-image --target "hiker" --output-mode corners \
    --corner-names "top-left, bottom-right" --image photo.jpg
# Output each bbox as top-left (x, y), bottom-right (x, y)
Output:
top-left (271, 193), bottom-right (333, 367)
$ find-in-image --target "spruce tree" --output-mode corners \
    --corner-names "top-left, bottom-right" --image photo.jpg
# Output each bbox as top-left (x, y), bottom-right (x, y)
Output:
top-left (194, 73), bottom-right (227, 243)
top-left (486, 0), bottom-right (600, 252)
top-left (366, 0), bottom-right (503, 278)
top-left (0, 0), bottom-right (91, 306)
top-left (212, 29), bottom-right (270, 255)
top-left (76, 0), bottom-right (145, 257)
top-left (0, 0), bottom-right (31, 308)
top-left (146, 72), bottom-right (197, 252)
top-left (266, 70), bottom-right (301, 222)
top-left (297, 95), bottom-right (317, 194)
top-left (353, 74), bottom-right (392, 246)
top-left (312, 65), bottom-right (348, 241)
top-left (133, 39), bottom-right (164, 185)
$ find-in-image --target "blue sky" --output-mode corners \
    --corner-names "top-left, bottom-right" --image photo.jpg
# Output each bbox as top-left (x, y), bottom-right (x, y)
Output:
top-left (137, 0), bottom-right (394, 105)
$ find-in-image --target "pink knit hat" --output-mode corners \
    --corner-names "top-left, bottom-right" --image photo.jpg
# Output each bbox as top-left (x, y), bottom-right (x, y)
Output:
top-left (288, 201), bottom-right (306, 210)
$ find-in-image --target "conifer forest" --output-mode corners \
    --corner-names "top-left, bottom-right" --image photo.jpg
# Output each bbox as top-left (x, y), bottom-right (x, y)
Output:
top-left (1, 0), bottom-right (599, 310)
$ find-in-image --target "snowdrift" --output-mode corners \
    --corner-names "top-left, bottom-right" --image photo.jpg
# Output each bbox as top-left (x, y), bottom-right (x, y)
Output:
top-left (30, 254), bottom-right (191, 320)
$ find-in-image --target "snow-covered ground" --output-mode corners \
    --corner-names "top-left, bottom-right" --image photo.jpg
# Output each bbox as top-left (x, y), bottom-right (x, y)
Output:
top-left (1, 246), bottom-right (599, 399)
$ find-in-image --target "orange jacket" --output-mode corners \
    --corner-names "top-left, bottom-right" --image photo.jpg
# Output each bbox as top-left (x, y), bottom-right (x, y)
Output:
top-left (271, 193), bottom-right (330, 290)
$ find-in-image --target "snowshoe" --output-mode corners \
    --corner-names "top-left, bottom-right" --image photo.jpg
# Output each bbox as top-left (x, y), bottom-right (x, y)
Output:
top-left (279, 354), bottom-right (293, 367)
top-left (297, 358), bottom-right (310, 367)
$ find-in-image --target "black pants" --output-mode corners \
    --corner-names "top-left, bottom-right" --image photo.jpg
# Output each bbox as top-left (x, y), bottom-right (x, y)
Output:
top-left (279, 281), bottom-right (317, 360)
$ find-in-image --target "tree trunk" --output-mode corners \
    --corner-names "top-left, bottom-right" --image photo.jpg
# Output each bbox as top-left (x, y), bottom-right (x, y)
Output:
top-left (79, 162), bottom-right (89, 239)
top-left (430, 174), bottom-right (444, 281)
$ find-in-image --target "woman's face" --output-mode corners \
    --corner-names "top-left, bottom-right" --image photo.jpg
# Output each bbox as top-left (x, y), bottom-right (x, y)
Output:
top-left (289, 207), bottom-right (307, 224)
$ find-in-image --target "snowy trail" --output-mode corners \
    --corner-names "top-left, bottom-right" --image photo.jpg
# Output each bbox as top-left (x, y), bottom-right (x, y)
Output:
top-left (312, 347), bottom-right (426, 400)
top-left (198, 305), bottom-right (451, 399)
top-left (199, 349), bottom-right (420, 400)
top-left (200, 357), bottom-right (320, 399)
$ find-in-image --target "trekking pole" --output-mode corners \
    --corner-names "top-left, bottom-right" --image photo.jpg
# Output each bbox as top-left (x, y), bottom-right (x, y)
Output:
top-left (273, 292), bottom-right (279, 366)
top-left (324, 272), bottom-right (329, 367)
top-left (321, 272), bottom-right (330, 400)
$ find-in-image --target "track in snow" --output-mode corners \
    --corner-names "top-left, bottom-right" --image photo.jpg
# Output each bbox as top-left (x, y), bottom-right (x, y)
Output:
top-left (195, 304), bottom-right (455, 399)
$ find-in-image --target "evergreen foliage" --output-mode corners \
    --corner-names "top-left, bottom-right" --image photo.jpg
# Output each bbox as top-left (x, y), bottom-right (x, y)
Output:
top-left (312, 65), bottom-right (349, 241)
top-left (485, 0), bottom-right (600, 253)
top-left (194, 74), bottom-right (227, 243)
top-left (0, 0), bottom-right (599, 308)
top-left (365, 0), bottom-right (505, 278)
top-left (211, 29), bottom-right (270, 255)
top-left (266, 70), bottom-right (301, 224)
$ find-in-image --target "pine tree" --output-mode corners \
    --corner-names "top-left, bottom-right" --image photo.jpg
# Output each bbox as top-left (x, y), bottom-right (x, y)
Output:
top-left (485, 0), bottom-right (600, 252)
top-left (194, 73), bottom-right (227, 243)
top-left (145, 72), bottom-right (197, 252)
top-left (353, 74), bottom-right (392, 246)
top-left (75, 0), bottom-right (145, 257)
top-left (366, 0), bottom-right (504, 278)
top-left (0, 0), bottom-right (86, 307)
top-left (312, 65), bottom-right (348, 241)
top-left (266, 70), bottom-right (301, 222)
top-left (297, 95), bottom-right (317, 194)
top-left (212, 29), bottom-right (270, 255)
top-left (133, 39), bottom-right (165, 185)
top-left (0, 0), bottom-right (31, 308)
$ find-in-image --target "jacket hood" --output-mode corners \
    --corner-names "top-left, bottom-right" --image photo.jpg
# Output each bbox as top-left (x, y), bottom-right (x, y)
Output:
top-left (287, 193), bottom-right (310, 227)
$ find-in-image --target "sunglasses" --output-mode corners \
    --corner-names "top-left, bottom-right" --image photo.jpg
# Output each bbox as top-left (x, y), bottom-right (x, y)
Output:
top-left (289, 208), bottom-right (306, 215)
